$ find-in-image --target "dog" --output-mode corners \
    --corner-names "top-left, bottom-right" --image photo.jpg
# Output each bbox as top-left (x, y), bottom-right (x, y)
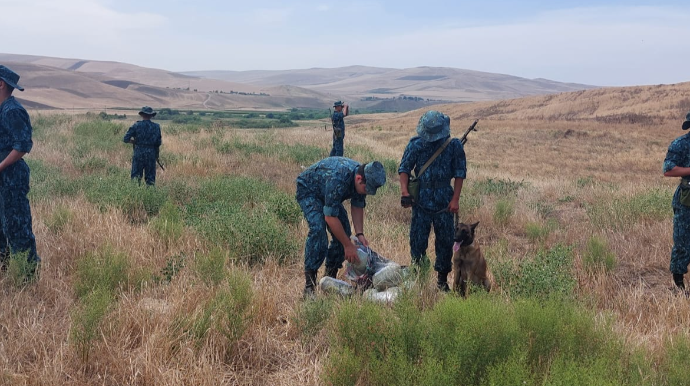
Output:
top-left (452, 221), bottom-right (491, 297)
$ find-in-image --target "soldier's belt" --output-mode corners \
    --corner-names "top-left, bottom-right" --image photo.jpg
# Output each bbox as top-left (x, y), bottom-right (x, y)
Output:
top-left (420, 181), bottom-right (451, 189)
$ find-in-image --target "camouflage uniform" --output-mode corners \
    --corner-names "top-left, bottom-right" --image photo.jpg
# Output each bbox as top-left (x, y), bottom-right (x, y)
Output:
top-left (664, 132), bottom-right (690, 276)
top-left (123, 120), bottom-right (162, 186)
top-left (0, 96), bottom-right (40, 264)
top-left (399, 136), bottom-right (466, 273)
top-left (330, 110), bottom-right (345, 157)
top-left (296, 157), bottom-right (366, 272)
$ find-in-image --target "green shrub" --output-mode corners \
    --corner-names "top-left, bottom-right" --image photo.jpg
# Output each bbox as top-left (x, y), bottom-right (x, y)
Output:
top-left (525, 221), bottom-right (551, 244)
top-left (582, 236), bottom-right (616, 272)
top-left (493, 199), bottom-right (514, 226)
top-left (473, 178), bottom-right (526, 196)
top-left (149, 201), bottom-right (184, 245)
top-left (294, 297), bottom-right (335, 340)
top-left (193, 248), bottom-right (227, 287)
top-left (282, 143), bottom-right (327, 165)
top-left (661, 334), bottom-right (690, 386)
top-left (26, 159), bottom-right (79, 202)
top-left (6, 251), bottom-right (39, 287)
top-left (70, 287), bottom-right (112, 362)
top-left (46, 204), bottom-right (74, 233)
top-left (493, 244), bottom-right (576, 299)
top-left (73, 245), bottom-right (132, 300)
top-left (586, 188), bottom-right (672, 230)
top-left (155, 254), bottom-right (186, 284)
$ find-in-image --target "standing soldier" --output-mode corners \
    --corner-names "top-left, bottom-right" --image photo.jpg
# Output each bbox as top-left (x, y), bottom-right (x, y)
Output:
top-left (663, 110), bottom-right (690, 292)
top-left (0, 65), bottom-right (41, 274)
top-left (296, 157), bottom-right (386, 297)
top-left (124, 106), bottom-right (162, 186)
top-left (398, 110), bottom-right (466, 291)
top-left (330, 101), bottom-right (349, 157)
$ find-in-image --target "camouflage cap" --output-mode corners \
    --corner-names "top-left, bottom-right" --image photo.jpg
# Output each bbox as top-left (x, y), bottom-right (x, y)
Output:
top-left (333, 101), bottom-right (344, 107)
top-left (0, 65), bottom-right (24, 91)
top-left (416, 110), bottom-right (450, 142)
top-left (363, 161), bottom-right (386, 195)
top-left (683, 111), bottom-right (690, 131)
top-left (139, 106), bottom-right (157, 117)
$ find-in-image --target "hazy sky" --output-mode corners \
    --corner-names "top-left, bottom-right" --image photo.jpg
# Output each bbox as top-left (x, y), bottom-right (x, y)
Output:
top-left (1, 0), bottom-right (688, 86)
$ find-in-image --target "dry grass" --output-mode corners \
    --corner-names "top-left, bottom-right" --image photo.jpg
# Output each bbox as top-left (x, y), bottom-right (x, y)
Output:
top-left (4, 83), bottom-right (690, 384)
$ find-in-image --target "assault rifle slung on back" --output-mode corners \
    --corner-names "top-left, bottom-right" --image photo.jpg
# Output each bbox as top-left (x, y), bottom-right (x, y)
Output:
top-left (460, 119), bottom-right (479, 145)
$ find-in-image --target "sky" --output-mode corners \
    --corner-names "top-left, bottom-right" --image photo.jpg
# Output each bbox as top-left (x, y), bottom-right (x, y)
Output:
top-left (1, 0), bottom-right (689, 86)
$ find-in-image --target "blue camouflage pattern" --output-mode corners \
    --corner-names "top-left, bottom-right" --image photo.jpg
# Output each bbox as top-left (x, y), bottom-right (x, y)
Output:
top-left (296, 157), bottom-right (366, 271)
top-left (399, 135), bottom-right (466, 273)
top-left (0, 96), bottom-right (40, 263)
top-left (664, 132), bottom-right (690, 274)
top-left (123, 120), bottom-right (162, 186)
top-left (330, 111), bottom-right (345, 157)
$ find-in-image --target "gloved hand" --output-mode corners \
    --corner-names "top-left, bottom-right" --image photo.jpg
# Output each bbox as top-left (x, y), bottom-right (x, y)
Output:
top-left (401, 195), bottom-right (414, 208)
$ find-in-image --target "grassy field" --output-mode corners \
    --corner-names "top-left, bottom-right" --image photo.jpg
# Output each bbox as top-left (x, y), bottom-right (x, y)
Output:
top-left (3, 88), bottom-right (690, 385)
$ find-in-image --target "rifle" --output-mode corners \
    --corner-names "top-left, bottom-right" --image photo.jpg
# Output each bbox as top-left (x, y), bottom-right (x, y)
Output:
top-left (460, 119), bottom-right (479, 145)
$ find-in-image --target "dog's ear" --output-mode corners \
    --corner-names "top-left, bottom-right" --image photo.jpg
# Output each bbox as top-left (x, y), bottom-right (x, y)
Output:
top-left (470, 222), bottom-right (479, 232)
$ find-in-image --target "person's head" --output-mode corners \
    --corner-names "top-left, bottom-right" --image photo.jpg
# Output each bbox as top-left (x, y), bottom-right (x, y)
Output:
top-left (354, 161), bottom-right (386, 195)
top-left (138, 106), bottom-right (157, 120)
top-left (0, 65), bottom-right (24, 98)
top-left (333, 101), bottom-right (344, 112)
top-left (683, 111), bottom-right (690, 131)
top-left (416, 110), bottom-right (450, 143)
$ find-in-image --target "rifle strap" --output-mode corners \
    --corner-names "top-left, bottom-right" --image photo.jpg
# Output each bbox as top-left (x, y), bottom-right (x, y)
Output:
top-left (416, 137), bottom-right (452, 178)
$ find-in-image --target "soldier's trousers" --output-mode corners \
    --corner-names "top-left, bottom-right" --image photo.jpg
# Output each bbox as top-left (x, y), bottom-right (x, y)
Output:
top-left (0, 160), bottom-right (40, 263)
top-left (297, 196), bottom-right (351, 272)
top-left (671, 202), bottom-right (690, 275)
top-left (410, 207), bottom-right (453, 274)
top-left (131, 149), bottom-right (157, 186)
top-left (330, 135), bottom-right (344, 157)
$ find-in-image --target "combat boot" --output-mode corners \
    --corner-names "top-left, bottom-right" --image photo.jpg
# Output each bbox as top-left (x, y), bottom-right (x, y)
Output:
top-left (325, 266), bottom-right (339, 279)
top-left (303, 270), bottom-right (318, 299)
top-left (437, 271), bottom-right (450, 292)
top-left (673, 273), bottom-right (685, 290)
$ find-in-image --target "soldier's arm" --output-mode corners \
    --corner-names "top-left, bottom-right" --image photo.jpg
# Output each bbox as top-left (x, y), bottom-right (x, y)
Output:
top-left (324, 216), bottom-right (358, 263)
top-left (0, 150), bottom-right (27, 173)
top-left (664, 167), bottom-right (690, 178)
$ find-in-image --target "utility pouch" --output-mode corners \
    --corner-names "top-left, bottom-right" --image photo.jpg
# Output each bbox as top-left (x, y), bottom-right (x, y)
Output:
top-left (408, 176), bottom-right (420, 202)
top-left (680, 179), bottom-right (690, 206)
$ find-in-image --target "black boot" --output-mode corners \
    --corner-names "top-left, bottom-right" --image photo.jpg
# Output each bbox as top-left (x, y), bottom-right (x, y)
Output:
top-left (437, 271), bottom-right (450, 292)
top-left (673, 273), bottom-right (685, 290)
top-left (325, 266), bottom-right (339, 279)
top-left (303, 270), bottom-right (318, 299)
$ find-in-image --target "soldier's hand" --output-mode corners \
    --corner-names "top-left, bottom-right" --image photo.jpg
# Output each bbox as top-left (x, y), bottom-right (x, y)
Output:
top-left (401, 195), bottom-right (414, 208)
top-left (344, 243), bottom-right (359, 264)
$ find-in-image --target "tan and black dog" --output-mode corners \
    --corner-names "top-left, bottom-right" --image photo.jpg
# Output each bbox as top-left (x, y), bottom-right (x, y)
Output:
top-left (452, 221), bottom-right (491, 297)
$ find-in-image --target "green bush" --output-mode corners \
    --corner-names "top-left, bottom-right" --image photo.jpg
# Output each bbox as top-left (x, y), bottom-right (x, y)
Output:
top-left (324, 296), bottom-right (632, 386)
top-left (27, 159), bottom-right (79, 202)
top-left (473, 178), bottom-right (526, 196)
top-left (46, 204), bottom-right (74, 233)
top-left (294, 297), bottom-right (335, 340)
top-left (493, 244), bottom-right (576, 299)
top-left (193, 248), bottom-right (227, 287)
top-left (81, 174), bottom-right (168, 222)
top-left (586, 188), bottom-right (672, 230)
top-left (70, 287), bottom-right (112, 362)
top-left (493, 199), bottom-right (514, 226)
top-left (149, 201), bottom-right (184, 245)
top-left (582, 236), bottom-right (616, 272)
top-left (73, 245), bottom-right (132, 300)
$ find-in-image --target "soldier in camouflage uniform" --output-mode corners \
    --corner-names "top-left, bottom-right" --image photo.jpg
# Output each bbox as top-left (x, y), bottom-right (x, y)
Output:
top-left (663, 111), bottom-right (690, 291)
top-left (399, 111), bottom-right (466, 291)
top-left (330, 101), bottom-right (349, 157)
top-left (296, 157), bottom-right (386, 297)
top-left (123, 106), bottom-right (162, 186)
top-left (0, 65), bottom-right (41, 272)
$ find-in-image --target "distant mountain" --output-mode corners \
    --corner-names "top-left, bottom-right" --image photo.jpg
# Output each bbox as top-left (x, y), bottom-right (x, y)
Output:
top-left (1, 53), bottom-right (598, 112)
top-left (184, 66), bottom-right (599, 108)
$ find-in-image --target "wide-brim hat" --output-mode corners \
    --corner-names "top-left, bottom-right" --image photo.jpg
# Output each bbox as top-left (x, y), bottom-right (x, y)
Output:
top-left (363, 161), bottom-right (386, 195)
top-left (139, 106), bottom-right (157, 117)
top-left (683, 111), bottom-right (690, 130)
top-left (0, 65), bottom-right (24, 91)
top-left (333, 101), bottom-right (344, 107)
top-left (416, 110), bottom-right (450, 142)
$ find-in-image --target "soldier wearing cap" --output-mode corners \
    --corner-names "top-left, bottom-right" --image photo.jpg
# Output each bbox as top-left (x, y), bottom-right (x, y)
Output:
top-left (123, 106), bottom-right (162, 186)
top-left (398, 110), bottom-right (466, 291)
top-left (330, 101), bottom-right (349, 157)
top-left (0, 65), bottom-right (41, 273)
top-left (663, 111), bottom-right (690, 292)
top-left (296, 157), bottom-right (386, 297)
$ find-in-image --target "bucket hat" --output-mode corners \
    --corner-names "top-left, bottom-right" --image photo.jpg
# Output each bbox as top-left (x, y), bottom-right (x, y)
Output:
top-left (139, 106), bottom-right (157, 117)
top-left (0, 65), bottom-right (24, 91)
top-left (683, 111), bottom-right (690, 130)
top-left (363, 161), bottom-right (386, 195)
top-left (416, 110), bottom-right (450, 142)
